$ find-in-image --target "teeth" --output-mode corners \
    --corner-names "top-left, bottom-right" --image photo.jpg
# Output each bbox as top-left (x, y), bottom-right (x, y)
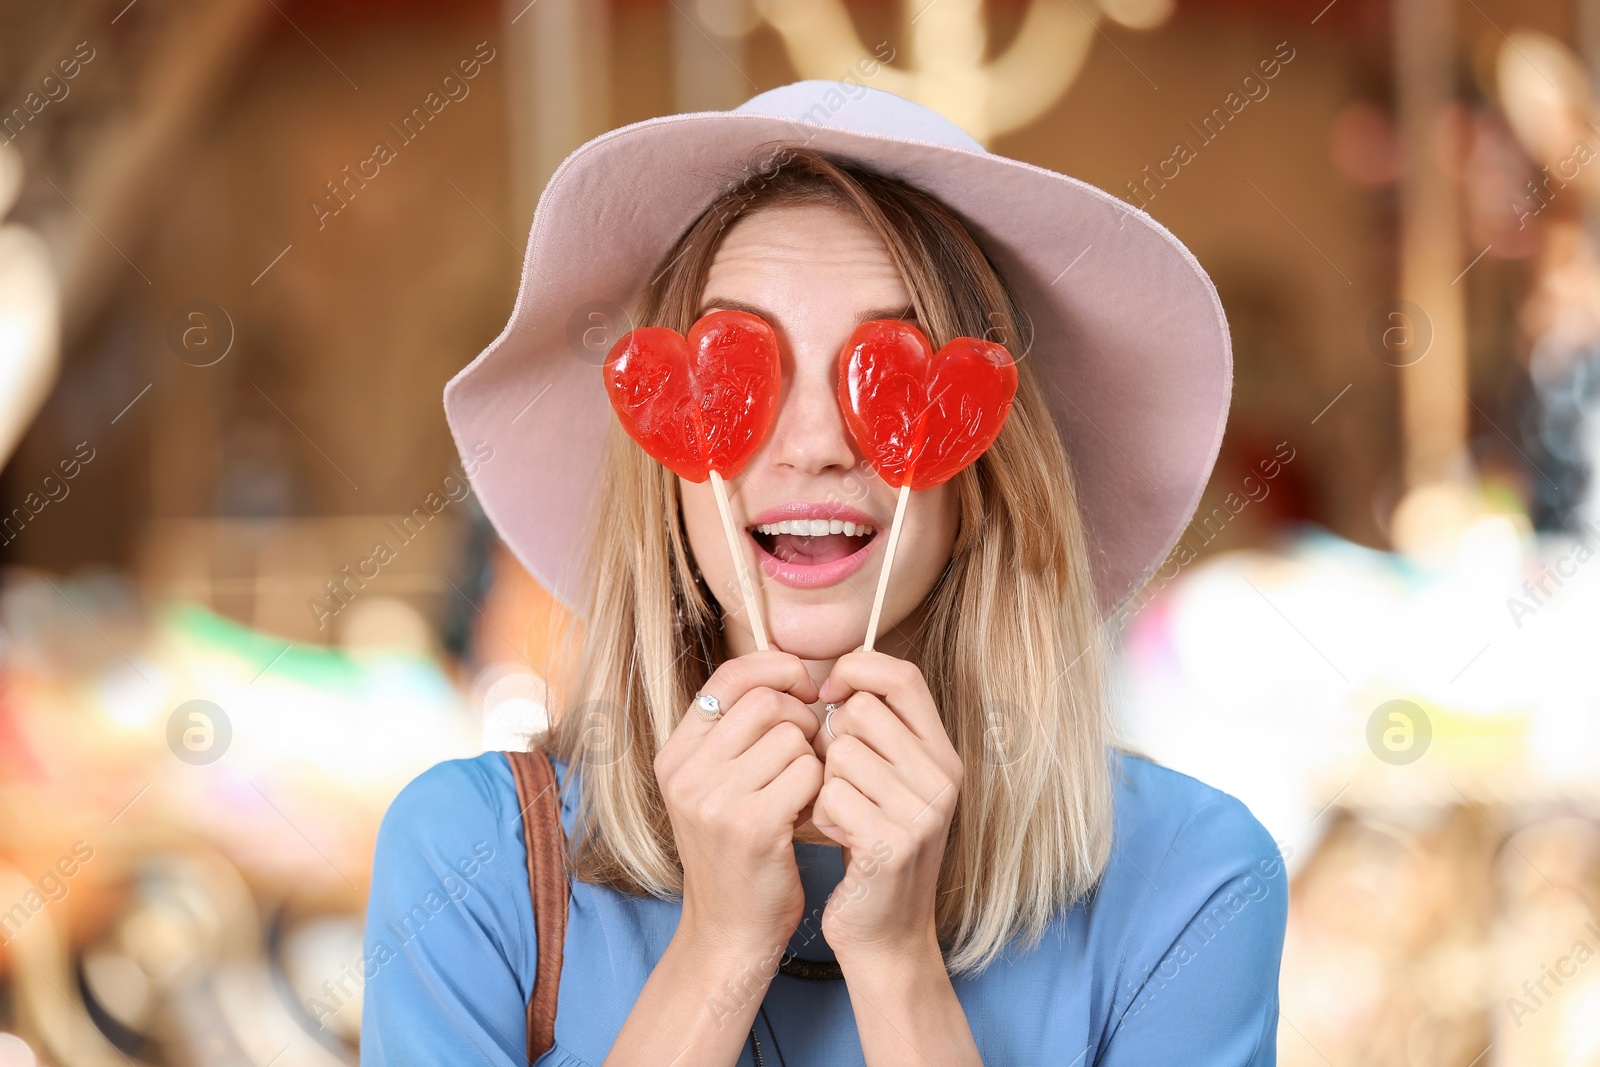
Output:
top-left (752, 519), bottom-right (876, 537)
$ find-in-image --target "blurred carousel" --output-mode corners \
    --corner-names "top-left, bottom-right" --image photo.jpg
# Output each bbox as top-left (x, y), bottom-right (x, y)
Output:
top-left (0, 573), bottom-right (483, 1066)
top-left (1117, 516), bottom-right (1600, 1066)
top-left (1115, 24), bottom-right (1600, 1066)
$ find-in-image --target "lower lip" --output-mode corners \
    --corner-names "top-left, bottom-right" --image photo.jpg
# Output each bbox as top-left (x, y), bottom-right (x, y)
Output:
top-left (749, 529), bottom-right (879, 588)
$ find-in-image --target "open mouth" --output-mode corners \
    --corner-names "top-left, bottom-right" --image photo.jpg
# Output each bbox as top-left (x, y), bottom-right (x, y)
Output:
top-left (745, 515), bottom-right (876, 566)
top-left (749, 518), bottom-right (878, 567)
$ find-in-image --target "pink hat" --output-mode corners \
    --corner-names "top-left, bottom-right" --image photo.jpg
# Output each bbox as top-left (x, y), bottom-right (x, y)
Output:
top-left (443, 80), bottom-right (1232, 620)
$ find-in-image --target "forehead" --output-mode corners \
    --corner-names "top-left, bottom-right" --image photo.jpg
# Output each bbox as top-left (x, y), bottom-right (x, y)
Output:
top-left (698, 202), bottom-right (912, 324)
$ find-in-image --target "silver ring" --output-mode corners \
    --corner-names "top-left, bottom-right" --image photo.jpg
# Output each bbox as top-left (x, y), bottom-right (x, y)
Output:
top-left (824, 702), bottom-right (840, 740)
top-left (694, 692), bottom-right (721, 720)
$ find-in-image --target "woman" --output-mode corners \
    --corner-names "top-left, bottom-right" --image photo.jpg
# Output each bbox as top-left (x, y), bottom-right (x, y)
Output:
top-left (361, 81), bottom-right (1288, 1065)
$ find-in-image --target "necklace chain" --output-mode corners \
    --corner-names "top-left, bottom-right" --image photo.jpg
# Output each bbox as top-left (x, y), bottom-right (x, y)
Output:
top-left (750, 1003), bottom-right (786, 1067)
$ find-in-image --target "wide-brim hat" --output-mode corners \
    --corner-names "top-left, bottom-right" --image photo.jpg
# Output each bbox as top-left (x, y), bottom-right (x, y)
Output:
top-left (444, 79), bottom-right (1232, 620)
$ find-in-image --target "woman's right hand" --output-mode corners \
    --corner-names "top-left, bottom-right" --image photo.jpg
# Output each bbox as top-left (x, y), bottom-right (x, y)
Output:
top-left (654, 650), bottom-right (823, 957)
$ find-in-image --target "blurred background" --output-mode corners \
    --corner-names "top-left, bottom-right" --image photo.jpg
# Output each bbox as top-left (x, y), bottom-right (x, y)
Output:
top-left (1, 0), bottom-right (1598, 1063)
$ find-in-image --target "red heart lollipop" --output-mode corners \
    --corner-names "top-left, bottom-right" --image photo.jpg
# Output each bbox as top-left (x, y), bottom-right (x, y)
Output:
top-left (602, 309), bottom-right (781, 481)
top-left (837, 319), bottom-right (1018, 489)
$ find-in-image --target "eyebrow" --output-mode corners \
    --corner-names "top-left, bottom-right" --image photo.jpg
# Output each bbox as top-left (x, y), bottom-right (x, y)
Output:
top-left (693, 297), bottom-right (918, 326)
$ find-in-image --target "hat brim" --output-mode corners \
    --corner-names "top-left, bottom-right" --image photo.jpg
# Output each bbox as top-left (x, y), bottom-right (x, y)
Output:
top-left (444, 111), bottom-right (1231, 621)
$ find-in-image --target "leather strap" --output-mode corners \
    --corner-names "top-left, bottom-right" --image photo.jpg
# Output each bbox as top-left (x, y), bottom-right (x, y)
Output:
top-left (505, 748), bottom-right (568, 1064)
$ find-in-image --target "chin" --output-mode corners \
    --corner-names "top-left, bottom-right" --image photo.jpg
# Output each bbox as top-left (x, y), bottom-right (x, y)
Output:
top-left (765, 599), bottom-right (869, 660)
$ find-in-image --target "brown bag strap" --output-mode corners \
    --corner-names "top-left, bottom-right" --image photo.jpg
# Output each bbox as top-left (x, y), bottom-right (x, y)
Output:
top-left (505, 748), bottom-right (568, 1064)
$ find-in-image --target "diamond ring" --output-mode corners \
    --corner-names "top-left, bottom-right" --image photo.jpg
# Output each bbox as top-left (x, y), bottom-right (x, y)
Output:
top-left (694, 692), bottom-right (721, 720)
top-left (823, 702), bottom-right (840, 740)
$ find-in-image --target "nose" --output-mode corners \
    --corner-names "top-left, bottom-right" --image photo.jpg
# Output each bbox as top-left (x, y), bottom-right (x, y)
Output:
top-left (765, 356), bottom-right (858, 475)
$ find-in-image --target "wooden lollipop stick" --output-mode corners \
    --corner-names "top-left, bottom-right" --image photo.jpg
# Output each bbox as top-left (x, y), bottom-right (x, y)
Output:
top-left (708, 470), bottom-right (769, 651)
top-left (862, 483), bottom-right (911, 653)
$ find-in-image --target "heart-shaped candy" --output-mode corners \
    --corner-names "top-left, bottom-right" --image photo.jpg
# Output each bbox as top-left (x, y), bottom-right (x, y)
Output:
top-left (602, 309), bottom-right (781, 481)
top-left (837, 319), bottom-right (1018, 490)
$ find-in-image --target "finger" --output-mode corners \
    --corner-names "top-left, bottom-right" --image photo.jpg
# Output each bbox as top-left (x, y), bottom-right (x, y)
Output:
top-left (822, 691), bottom-right (924, 769)
top-left (724, 720), bottom-right (815, 794)
top-left (832, 692), bottom-right (955, 806)
top-left (660, 651), bottom-right (817, 776)
top-left (708, 688), bottom-right (821, 761)
top-left (826, 693), bottom-right (965, 804)
top-left (824, 732), bottom-right (943, 824)
top-left (760, 749), bottom-right (824, 823)
top-left (692, 651), bottom-right (819, 730)
top-left (818, 651), bottom-right (943, 745)
top-left (814, 774), bottom-right (894, 853)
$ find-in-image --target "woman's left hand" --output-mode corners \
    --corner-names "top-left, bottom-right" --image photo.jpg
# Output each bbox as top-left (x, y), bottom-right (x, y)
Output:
top-left (810, 650), bottom-right (963, 965)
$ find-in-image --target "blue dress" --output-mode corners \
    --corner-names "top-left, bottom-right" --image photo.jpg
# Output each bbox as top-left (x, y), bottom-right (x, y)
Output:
top-left (359, 748), bottom-right (1288, 1065)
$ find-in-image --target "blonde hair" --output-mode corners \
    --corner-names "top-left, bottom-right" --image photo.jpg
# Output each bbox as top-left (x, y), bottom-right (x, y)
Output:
top-left (538, 145), bottom-right (1121, 976)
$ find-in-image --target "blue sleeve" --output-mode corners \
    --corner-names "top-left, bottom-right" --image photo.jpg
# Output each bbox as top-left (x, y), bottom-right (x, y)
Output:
top-left (1099, 795), bottom-right (1289, 1066)
top-left (359, 755), bottom-right (537, 1065)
